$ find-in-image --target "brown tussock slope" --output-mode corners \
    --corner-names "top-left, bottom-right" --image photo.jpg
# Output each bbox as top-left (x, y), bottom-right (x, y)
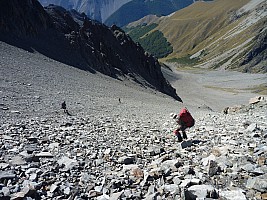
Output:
top-left (157, 0), bottom-right (250, 58)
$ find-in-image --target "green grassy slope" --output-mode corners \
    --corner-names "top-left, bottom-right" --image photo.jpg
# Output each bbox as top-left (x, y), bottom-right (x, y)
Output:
top-left (125, 23), bottom-right (173, 58)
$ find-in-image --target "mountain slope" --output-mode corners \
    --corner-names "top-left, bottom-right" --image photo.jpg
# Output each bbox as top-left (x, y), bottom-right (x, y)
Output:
top-left (0, 0), bottom-right (181, 101)
top-left (38, 0), bottom-right (132, 22)
top-left (105, 0), bottom-right (194, 27)
top-left (124, 23), bottom-right (173, 58)
top-left (126, 0), bottom-right (267, 73)
top-left (38, 0), bottom-right (200, 27)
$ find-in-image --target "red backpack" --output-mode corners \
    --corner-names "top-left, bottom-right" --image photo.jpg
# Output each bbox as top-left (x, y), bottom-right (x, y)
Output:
top-left (179, 108), bottom-right (195, 128)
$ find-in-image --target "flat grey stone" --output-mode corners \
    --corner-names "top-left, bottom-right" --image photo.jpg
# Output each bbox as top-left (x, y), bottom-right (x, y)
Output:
top-left (1, 186), bottom-right (10, 196)
top-left (58, 156), bottom-right (78, 171)
top-left (220, 190), bottom-right (246, 200)
top-left (180, 140), bottom-right (193, 149)
top-left (246, 177), bottom-right (267, 192)
top-left (247, 123), bottom-right (257, 132)
top-left (10, 156), bottom-right (26, 166)
top-left (35, 152), bottom-right (53, 158)
top-left (0, 163), bottom-right (9, 169)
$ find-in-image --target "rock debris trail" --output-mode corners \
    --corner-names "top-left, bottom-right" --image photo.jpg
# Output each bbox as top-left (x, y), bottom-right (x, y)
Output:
top-left (0, 42), bottom-right (267, 199)
top-left (1, 100), bottom-right (267, 199)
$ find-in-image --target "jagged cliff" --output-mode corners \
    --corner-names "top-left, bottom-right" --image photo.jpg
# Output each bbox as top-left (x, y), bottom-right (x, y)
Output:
top-left (0, 0), bottom-right (181, 101)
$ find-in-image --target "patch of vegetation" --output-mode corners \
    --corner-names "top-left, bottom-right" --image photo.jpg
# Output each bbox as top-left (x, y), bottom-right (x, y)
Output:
top-left (243, 84), bottom-right (267, 95)
top-left (138, 30), bottom-right (173, 58)
top-left (204, 85), bottom-right (239, 95)
top-left (126, 24), bottom-right (173, 58)
top-left (205, 83), bottom-right (267, 96)
top-left (125, 23), bottom-right (158, 41)
top-left (166, 55), bottom-right (199, 66)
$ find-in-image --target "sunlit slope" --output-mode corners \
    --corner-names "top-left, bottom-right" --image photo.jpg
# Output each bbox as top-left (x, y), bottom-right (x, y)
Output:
top-left (134, 0), bottom-right (267, 72)
top-left (159, 0), bottom-right (250, 57)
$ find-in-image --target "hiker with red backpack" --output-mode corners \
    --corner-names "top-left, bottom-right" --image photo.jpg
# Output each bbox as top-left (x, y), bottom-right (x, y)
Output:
top-left (172, 107), bottom-right (195, 142)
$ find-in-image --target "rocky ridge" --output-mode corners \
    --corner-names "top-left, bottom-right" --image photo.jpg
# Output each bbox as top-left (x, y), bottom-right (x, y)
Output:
top-left (0, 0), bottom-right (180, 101)
top-left (38, 0), bottom-right (132, 23)
top-left (38, 0), bottom-right (197, 27)
top-left (0, 97), bottom-right (266, 199)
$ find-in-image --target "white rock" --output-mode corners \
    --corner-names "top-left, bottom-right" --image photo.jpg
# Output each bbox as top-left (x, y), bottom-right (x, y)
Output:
top-left (202, 154), bottom-right (216, 166)
top-left (187, 185), bottom-right (214, 199)
top-left (249, 96), bottom-right (264, 104)
top-left (0, 163), bottom-right (9, 169)
top-left (57, 156), bottom-right (78, 170)
top-left (163, 184), bottom-right (179, 194)
top-left (247, 123), bottom-right (257, 132)
top-left (50, 184), bottom-right (58, 193)
top-left (109, 191), bottom-right (124, 200)
top-left (104, 148), bottom-right (111, 155)
top-left (220, 190), bottom-right (246, 200)
top-left (123, 164), bottom-right (139, 171)
top-left (97, 194), bottom-right (109, 200)
top-left (35, 152), bottom-right (53, 157)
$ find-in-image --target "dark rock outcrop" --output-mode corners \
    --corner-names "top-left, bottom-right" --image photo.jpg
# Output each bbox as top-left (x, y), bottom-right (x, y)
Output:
top-left (0, 0), bottom-right (52, 35)
top-left (240, 28), bottom-right (267, 73)
top-left (0, 0), bottom-right (181, 101)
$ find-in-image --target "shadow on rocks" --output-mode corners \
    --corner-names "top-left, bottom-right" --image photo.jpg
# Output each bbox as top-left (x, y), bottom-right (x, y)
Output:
top-left (191, 139), bottom-right (206, 145)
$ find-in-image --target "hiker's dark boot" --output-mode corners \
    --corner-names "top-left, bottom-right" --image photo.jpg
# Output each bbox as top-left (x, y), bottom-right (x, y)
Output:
top-left (176, 132), bottom-right (183, 142)
top-left (182, 132), bottom-right (187, 140)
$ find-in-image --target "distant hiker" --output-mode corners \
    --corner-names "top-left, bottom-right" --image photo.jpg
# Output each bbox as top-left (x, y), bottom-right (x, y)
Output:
top-left (61, 101), bottom-right (72, 116)
top-left (61, 101), bottom-right (67, 113)
top-left (172, 108), bottom-right (195, 142)
top-left (119, 98), bottom-right (121, 103)
top-left (61, 101), bottom-right (71, 115)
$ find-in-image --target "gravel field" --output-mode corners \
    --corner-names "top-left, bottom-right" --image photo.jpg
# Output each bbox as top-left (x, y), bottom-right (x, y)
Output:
top-left (0, 41), bottom-right (267, 199)
top-left (0, 41), bottom-right (179, 123)
top-left (163, 65), bottom-right (267, 112)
